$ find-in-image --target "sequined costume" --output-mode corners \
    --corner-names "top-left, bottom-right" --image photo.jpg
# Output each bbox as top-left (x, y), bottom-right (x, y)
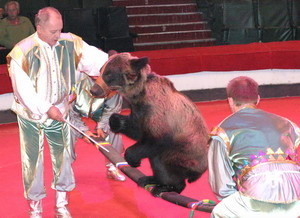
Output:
top-left (7, 32), bottom-right (108, 201)
top-left (69, 74), bottom-right (123, 160)
top-left (208, 106), bottom-right (300, 217)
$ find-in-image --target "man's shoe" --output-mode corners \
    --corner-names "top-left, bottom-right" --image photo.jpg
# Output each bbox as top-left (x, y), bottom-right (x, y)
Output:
top-left (56, 207), bottom-right (72, 218)
top-left (55, 191), bottom-right (72, 218)
top-left (28, 200), bottom-right (42, 218)
top-left (106, 163), bottom-right (126, 182)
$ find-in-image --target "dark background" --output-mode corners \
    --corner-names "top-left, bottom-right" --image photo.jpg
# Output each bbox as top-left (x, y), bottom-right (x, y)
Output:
top-left (196, 0), bottom-right (300, 45)
top-left (0, 0), bottom-right (134, 53)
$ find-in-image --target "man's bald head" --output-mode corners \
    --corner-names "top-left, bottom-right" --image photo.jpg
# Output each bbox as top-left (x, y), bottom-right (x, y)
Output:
top-left (35, 7), bottom-right (62, 27)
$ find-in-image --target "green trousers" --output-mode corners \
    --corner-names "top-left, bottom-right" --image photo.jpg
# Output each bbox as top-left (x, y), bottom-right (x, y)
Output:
top-left (17, 116), bottom-right (75, 201)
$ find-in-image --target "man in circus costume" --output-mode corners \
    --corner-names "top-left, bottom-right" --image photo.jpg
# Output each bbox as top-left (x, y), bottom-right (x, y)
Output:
top-left (7, 7), bottom-right (108, 218)
top-left (208, 76), bottom-right (300, 217)
top-left (69, 73), bottom-right (126, 182)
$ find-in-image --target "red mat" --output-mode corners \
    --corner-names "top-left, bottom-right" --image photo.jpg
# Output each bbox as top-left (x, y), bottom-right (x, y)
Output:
top-left (0, 97), bottom-right (299, 217)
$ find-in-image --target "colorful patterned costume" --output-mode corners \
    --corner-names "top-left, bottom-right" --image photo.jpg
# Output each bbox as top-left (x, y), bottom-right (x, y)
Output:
top-left (208, 106), bottom-right (300, 217)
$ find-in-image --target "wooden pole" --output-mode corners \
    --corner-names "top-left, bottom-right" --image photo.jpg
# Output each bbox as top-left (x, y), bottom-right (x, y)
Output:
top-left (93, 139), bottom-right (216, 213)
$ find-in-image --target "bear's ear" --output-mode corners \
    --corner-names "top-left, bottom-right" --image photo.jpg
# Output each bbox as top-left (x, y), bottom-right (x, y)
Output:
top-left (130, 57), bottom-right (149, 72)
top-left (108, 50), bottom-right (118, 57)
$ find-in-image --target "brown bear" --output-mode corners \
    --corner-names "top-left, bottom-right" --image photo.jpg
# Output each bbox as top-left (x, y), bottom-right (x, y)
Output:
top-left (91, 53), bottom-right (209, 196)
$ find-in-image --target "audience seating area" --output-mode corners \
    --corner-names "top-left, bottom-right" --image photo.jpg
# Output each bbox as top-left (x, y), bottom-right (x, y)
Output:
top-left (0, 0), bottom-right (134, 55)
top-left (197, 0), bottom-right (300, 45)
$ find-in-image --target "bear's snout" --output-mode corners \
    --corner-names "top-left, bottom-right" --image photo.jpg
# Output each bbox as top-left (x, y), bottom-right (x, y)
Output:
top-left (90, 83), bottom-right (106, 98)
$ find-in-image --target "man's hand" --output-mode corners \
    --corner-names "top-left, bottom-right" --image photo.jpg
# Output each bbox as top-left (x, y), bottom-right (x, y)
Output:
top-left (83, 130), bottom-right (98, 144)
top-left (47, 106), bottom-right (64, 122)
top-left (82, 129), bottom-right (107, 144)
top-left (96, 128), bottom-right (106, 139)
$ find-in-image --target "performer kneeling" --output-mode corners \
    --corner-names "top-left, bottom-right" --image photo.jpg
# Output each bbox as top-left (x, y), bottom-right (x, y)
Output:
top-left (69, 73), bottom-right (126, 182)
top-left (208, 76), bottom-right (300, 217)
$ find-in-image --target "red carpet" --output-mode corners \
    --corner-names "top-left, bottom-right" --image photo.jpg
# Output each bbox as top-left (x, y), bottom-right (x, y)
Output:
top-left (0, 97), bottom-right (299, 217)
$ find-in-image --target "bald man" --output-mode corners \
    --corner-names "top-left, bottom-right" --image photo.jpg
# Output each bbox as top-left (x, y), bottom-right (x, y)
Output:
top-left (7, 7), bottom-right (108, 218)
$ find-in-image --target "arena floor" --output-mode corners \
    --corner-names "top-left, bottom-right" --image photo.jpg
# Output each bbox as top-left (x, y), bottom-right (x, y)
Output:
top-left (0, 97), bottom-right (299, 218)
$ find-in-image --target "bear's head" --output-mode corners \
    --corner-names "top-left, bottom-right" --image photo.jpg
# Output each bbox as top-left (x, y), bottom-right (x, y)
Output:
top-left (90, 53), bottom-right (150, 98)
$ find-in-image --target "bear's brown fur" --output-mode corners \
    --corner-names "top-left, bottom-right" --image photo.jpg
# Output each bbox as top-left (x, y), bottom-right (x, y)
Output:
top-left (91, 53), bottom-right (208, 195)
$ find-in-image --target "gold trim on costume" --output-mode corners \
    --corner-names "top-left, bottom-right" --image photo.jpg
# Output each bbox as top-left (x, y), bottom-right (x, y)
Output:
top-left (210, 126), bottom-right (231, 152)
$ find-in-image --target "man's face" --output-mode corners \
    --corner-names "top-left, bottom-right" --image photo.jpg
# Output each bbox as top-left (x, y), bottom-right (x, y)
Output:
top-left (37, 13), bottom-right (63, 46)
top-left (6, 3), bottom-right (19, 20)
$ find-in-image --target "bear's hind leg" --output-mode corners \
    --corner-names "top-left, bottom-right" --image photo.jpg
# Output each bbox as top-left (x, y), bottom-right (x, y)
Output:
top-left (137, 176), bottom-right (158, 187)
top-left (137, 176), bottom-right (186, 197)
top-left (151, 181), bottom-right (186, 197)
top-left (146, 156), bottom-right (187, 196)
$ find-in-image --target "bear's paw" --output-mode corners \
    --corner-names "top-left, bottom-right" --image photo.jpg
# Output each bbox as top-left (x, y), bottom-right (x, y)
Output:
top-left (124, 149), bottom-right (141, 167)
top-left (109, 113), bottom-right (125, 133)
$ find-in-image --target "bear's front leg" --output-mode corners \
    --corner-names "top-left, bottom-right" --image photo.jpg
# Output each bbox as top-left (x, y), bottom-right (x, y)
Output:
top-left (124, 140), bottom-right (151, 167)
top-left (109, 113), bottom-right (127, 133)
top-left (109, 113), bottom-right (142, 140)
top-left (124, 145), bottom-right (142, 167)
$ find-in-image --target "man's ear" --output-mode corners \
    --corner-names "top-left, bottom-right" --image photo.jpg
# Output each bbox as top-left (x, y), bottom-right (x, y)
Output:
top-left (36, 25), bottom-right (41, 34)
top-left (130, 57), bottom-right (149, 72)
top-left (256, 95), bottom-right (260, 105)
top-left (228, 97), bottom-right (233, 106)
top-left (228, 97), bottom-right (235, 112)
